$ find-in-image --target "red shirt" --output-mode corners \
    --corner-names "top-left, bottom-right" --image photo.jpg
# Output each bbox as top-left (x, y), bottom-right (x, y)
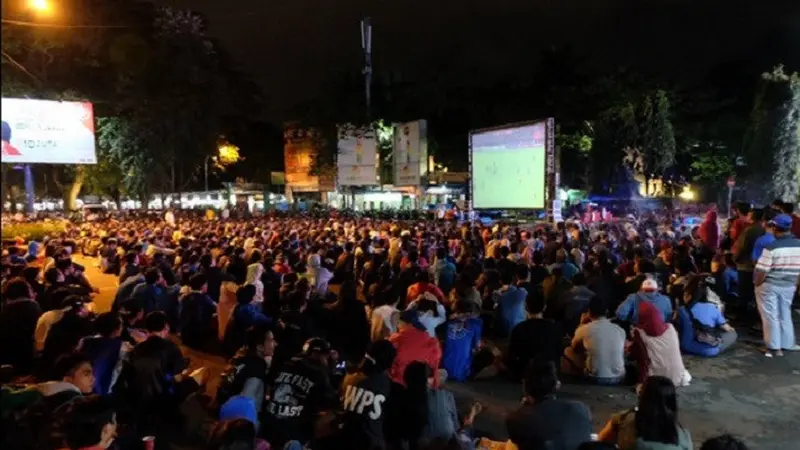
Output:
top-left (406, 282), bottom-right (445, 305)
top-left (388, 326), bottom-right (442, 387)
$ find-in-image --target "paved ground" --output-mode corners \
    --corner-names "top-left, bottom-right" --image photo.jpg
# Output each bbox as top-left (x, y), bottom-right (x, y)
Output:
top-left (79, 256), bottom-right (800, 450)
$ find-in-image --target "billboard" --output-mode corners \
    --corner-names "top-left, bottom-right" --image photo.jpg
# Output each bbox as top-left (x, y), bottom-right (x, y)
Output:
top-left (1, 98), bottom-right (97, 164)
top-left (393, 120), bottom-right (427, 186)
top-left (337, 124), bottom-right (379, 186)
top-left (469, 120), bottom-right (549, 209)
top-left (283, 123), bottom-right (335, 191)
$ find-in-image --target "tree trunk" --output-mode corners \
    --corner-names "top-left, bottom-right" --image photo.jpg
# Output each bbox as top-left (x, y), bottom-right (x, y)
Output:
top-left (64, 166), bottom-right (86, 211)
top-left (111, 188), bottom-right (122, 210)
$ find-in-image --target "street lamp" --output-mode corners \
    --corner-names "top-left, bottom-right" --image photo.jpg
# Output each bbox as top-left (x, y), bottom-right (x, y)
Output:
top-left (205, 142), bottom-right (241, 192)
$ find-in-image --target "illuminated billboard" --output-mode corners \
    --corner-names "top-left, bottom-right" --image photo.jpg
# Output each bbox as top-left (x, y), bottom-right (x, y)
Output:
top-left (393, 120), bottom-right (427, 186)
top-left (1, 98), bottom-right (97, 164)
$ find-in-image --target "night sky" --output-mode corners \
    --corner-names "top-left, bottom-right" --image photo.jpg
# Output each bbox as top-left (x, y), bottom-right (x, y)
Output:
top-left (158, 0), bottom-right (799, 119)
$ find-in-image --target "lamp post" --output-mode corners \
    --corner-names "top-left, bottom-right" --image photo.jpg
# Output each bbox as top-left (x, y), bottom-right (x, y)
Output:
top-left (204, 155), bottom-right (211, 193)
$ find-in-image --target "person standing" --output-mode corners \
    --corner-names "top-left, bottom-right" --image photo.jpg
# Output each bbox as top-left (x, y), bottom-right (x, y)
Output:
top-left (733, 208), bottom-right (765, 318)
top-left (754, 214), bottom-right (800, 357)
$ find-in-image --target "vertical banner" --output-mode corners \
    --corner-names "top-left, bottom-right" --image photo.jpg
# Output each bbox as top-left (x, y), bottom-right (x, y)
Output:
top-left (546, 117), bottom-right (557, 222)
top-left (393, 119), bottom-right (428, 186)
top-left (283, 122), bottom-right (326, 192)
top-left (337, 124), bottom-right (379, 186)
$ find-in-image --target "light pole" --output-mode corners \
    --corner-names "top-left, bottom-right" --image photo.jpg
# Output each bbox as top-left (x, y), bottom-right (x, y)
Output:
top-left (361, 17), bottom-right (372, 121)
top-left (204, 155), bottom-right (211, 193)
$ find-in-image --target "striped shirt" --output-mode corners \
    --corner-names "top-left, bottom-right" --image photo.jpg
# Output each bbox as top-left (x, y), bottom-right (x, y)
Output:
top-left (755, 235), bottom-right (800, 286)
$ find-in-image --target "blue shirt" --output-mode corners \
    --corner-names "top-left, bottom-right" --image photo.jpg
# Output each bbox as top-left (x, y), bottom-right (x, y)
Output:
top-left (677, 307), bottom-right (721, 357)
top-left (549, 262), bottom-right (579, 281)
top-left (687, 302), bottom-right (727, 328)
top-left (615, 292), bottom-right (673, 323)
top-left (232, 303), bottom-right (272, 330)
top-left (495, 285), bottom-right (528, 336)
top-left (751, 232), bottom-right (775, 262)
top-left (442, 317), bottom-right (483, 382)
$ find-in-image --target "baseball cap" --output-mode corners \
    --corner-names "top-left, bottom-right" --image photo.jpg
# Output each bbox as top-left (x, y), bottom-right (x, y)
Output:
top-left (769, 214), bottom-right (793, 232)
top-left (641, 278), bottom-right (659, 292)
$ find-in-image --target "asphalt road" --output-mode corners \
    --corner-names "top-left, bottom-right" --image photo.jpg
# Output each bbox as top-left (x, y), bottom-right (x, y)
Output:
top-left (77, 256), bottom-right (800, 449)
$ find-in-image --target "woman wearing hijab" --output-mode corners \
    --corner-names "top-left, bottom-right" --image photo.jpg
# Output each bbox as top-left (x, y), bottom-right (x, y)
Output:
top-left (630, 302), bottom-right (691, 389)
top-left (245, 262), bottom-right (264, 304)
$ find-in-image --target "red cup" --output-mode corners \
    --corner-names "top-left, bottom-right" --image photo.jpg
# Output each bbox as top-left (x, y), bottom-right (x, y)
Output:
top-left (142, 436), bottom-right (155, 450)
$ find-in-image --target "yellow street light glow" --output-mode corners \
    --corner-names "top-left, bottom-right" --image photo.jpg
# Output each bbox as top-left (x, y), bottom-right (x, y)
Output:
top-left (29, 0), bottom-right (51, 12)
top-left (216, 143), bottom-right (241, 166)
top-left (678, 186), bottom-right (695, 201)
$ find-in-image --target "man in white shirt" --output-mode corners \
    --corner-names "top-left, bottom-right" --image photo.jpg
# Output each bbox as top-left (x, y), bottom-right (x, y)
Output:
top-left (562, 296), bottom-right (626, 385)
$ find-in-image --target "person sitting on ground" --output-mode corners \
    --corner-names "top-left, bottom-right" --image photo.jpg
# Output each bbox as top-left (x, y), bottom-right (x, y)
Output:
top-left (442, 299), bottom-right (491, 382)
top-left (493, 270), bottom-right (528, 337)
top-left (0, 277), bottom-right (42, 373)
top-left (616, 278), bottom-right (673, 326)
top-left (118, 299), bottom-right (147, 344)
top-left (676, 274), bottom-right (738, 357)
top-left (216, 325), bottom-right (277, 412)
top-left (407, 270), bottom-right (446, 307)
top-left (505, 288), bottom-right (564, 380)
top-left (262, 337), bottom-right (339, 449)
top-left (223, 284), bottom-right (271, 355)
top-left (548, 248), bottom-right (580, 281)
top-left (130, 268), bottom-right (170, 314)
top-left (217, 273), bottom-right (240, 342)
top-left (36, 352), bottom-right (96, 405)
top-left (369, 288), bottom-right (400, 342)
top-left (123, 311), bottom-right (206, 430)
top-left (119, 250), bottom-right (141, 285)
top-left (630, 302), bottom-right (691, 389)
top-left (431, 246), bottom-right (457, 296)
top-left (506, 359), bottom-right (592, 450)
top-left (597, 375), bottom-right (692, 450)
top-left (563, 296), bottom-right (626, 385)
top-left (78, 312), bottom-right (131, 395)
top-left (388, 309), bottom-right (442, 388)
top-left (339, 339), bottom-right (397, 450)
top-left (178, 273), bottom-right (218, 351)
top-left (39, 296), bottom-right (94, 379)
top-left (408, 292), bottom-right (447, 338)
top-left (39, 265), bottom-right (91, 313)
top-left (55, 396), bottom-right (119, 450)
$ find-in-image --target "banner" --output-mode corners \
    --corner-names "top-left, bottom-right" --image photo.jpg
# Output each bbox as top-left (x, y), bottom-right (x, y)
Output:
top-left (393, 120), bottom-right (427, 186)
top-left (283, 123), bottom-right (326, 191)
top-left (1, 98), bottom-right (97, 164)
top-left (337, 124), bottom-right (379, 186)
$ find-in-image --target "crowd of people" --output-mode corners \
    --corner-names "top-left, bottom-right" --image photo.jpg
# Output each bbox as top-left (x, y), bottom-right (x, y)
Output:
top-left (1, 200), bottom-right (797, 450)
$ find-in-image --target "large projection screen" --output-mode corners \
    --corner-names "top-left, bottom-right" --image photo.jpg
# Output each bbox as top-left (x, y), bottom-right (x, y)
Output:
top-left (470, 121), bottom-right (547, 209)
top-left (1, 98), bottom-right (97, 164)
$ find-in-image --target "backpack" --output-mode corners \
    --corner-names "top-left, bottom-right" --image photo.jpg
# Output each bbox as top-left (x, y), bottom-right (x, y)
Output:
top-left (686, 303), bottom-right (723, 347)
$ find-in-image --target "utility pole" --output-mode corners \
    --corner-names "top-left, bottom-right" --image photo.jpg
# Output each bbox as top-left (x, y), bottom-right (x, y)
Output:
top-left (361, 17), bottom-right (372, 121)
